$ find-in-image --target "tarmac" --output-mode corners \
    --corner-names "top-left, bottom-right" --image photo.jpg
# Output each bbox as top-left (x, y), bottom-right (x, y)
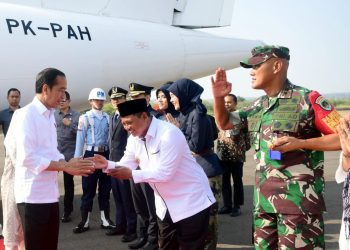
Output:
top-left (0, 133), bottom-right (343, 250)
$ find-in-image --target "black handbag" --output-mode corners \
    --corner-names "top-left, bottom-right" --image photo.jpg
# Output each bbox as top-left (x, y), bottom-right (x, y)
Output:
top-left (194, 150), bottom-right (223, 178)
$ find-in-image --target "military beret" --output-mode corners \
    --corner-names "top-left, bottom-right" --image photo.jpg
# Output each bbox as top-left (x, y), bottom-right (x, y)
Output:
top-left (240, 45), bottom-right (290, 68)
top-left (108, 86), bottom-right (128, 99)
top-left (117, 99), bottom-right (148, 117)
top-left (128, 83), bottom-right (153, 97)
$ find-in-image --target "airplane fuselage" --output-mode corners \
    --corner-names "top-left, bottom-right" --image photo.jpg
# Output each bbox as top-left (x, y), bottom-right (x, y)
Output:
top-left (0, 2), bottom-right (260, 110)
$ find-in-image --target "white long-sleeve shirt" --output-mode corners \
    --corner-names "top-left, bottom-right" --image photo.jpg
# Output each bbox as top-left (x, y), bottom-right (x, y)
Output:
top-left (335, 153), bottom-right (350, 250)
top-left (336, 152), bottom-right (348, 184)
top-left (108, 117), bottom-right (215, 223)
top-left (9, 97), bottom-right (64, 203)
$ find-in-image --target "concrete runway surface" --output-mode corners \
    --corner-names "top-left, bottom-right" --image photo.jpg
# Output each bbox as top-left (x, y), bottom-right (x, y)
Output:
top-left (0, 133), bottom-right (343, 250)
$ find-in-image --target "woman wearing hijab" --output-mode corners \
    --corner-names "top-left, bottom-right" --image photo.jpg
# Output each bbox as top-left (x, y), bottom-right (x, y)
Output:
top-left (336, 115), bottom-right (350, 249)
top-left (167, 78), bottom-right (221, 250)
top-left (155, 82), bottom-right (179, 122)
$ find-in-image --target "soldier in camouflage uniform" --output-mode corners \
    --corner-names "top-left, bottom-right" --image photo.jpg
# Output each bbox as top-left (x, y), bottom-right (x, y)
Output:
top-left (211, 45), bottom-right (341, 249)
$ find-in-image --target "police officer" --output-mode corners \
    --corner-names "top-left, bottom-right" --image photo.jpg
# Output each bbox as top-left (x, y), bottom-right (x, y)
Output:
top-left (212, 45), bottom-right (341, 249)
top-left (73, 88), bottom-right (115, 233)
top-left (54, 91), bottom-right (81, 222)
top-left (106, 87), bottom-right (137, 243)
top-left (127, 83), bottom-right (159, 250)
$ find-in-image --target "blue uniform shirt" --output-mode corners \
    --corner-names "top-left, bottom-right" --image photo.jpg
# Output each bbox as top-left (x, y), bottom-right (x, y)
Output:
top-left (0, 107), bottom-right (16, 137)
top-left (74, 110), bottom-right (109, 157)
top-left (54, 107), bottom-right (81, 161)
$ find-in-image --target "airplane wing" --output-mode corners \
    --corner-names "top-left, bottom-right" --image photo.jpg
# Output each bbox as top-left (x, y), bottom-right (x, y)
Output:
top-left (0, 0), bottom-right (235, 28)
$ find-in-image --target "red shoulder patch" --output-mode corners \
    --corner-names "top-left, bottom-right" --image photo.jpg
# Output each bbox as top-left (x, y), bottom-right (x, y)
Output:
top-left (309, 91), bottom-right (341, 134)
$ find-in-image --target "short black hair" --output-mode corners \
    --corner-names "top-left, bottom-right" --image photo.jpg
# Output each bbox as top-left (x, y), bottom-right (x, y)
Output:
top-left (35, 68), bottom-right (66, 94)
top-left (65, 91), bottom-right (70, 100)
top-left (227, 94), bottom-right (237, 103)
top-left (7, 88), bottom-right (20, 97)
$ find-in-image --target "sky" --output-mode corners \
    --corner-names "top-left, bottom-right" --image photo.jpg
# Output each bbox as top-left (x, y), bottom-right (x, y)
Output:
top-left (195, 0), bottom-right (350, 99)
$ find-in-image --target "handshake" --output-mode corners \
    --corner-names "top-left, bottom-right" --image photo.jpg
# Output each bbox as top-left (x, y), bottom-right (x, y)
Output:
top-left (63, 155), bottom-right (130, 179)
top-left (62, 155), bottom-right (107, 176)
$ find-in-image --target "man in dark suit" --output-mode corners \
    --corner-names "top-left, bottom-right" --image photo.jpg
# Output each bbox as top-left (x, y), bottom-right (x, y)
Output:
top-left (106, 87), bottom-right (137, 243)
top-left (127, 83), bottom-right (159, 250)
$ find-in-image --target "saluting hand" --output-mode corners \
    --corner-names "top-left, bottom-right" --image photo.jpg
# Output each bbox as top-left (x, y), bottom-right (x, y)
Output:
top-left (64, 158), bottom-right (95, 176)
top-left (107, 167), bottom-right (132, 180)
top-left (211, 68), bottom-right (232, 98)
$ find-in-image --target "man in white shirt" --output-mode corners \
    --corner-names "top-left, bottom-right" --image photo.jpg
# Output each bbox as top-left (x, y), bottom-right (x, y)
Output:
top-left (93, 99), bottom-right (215, 249)
top-left (6, 68), bottom-right (95, 250)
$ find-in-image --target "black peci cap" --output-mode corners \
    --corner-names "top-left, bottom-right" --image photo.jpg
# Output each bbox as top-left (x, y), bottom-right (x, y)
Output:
top-left (117, 99), bottom-right (148, 117)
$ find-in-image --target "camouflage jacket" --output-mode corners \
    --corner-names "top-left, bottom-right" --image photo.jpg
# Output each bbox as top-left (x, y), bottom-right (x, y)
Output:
top-left (216, 116), bottom-right (250, 162)
top-left (230, 80), bottom-right (339, 215)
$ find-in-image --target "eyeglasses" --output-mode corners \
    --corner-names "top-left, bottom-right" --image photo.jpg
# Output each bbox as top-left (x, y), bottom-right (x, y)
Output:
top-left (60, 99), bottom-right (69, 102)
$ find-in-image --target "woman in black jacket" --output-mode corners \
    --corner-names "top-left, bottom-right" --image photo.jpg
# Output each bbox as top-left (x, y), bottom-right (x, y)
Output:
top-left (167, 78), bottom-right (214, 154)
top-left (167, 78), bottom-right (221, 250)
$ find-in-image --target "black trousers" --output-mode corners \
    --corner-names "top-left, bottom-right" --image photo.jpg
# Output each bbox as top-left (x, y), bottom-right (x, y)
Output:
top-left (158, 208), bottom-right (210, 250)
top-left (63, 172), bottom-right (74, 214)
top-left (130, 179), bottom-right (158, 243)
top-left (17, 202), bottom-right (60, 250)
top-left (81, 150), bottom-right (111, 212)
top-left (221, 160), bottom-right (244, 208)
top-left (111, 178), bottom-right (137, 234)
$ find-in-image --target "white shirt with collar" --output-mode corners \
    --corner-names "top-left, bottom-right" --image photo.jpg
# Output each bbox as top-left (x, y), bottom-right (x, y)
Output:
top-left (108, 117), bottom-right (215, 223)
top-left (335, 152), bottom-right (350, 250)
top-left (9, 96), bottom-right (64, 203)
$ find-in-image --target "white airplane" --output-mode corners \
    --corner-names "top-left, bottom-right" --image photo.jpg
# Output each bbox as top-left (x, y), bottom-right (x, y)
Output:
top-left (0, 0), bottom-right (261, 110)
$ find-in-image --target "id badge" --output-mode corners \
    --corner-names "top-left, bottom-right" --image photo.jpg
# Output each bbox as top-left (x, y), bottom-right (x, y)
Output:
top-left (269, 149), bottom-right (281, 160)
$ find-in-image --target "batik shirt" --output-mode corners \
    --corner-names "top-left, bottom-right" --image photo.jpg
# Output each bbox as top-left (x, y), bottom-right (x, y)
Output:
top-left (230, 80), bottom-right (340, 215)
top-left (216, 117), bottom-right (250, 162)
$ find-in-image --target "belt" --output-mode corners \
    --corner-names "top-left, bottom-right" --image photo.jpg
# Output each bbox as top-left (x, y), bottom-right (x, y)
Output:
top-left (86, 145), bottom-right (109, 152)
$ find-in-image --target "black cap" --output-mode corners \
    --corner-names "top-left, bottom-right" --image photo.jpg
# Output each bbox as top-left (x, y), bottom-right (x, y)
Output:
top-left (108, 86), bottom-right (128, 98)
top-left (118, 99), bottom-right (148, 117)
top-left (128, 83), bottom-right (153, 97)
